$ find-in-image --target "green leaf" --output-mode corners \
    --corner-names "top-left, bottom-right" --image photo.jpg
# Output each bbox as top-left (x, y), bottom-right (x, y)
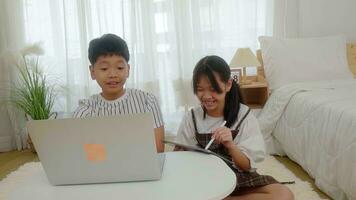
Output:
top-left (9, 55), bottom-right (56, 120)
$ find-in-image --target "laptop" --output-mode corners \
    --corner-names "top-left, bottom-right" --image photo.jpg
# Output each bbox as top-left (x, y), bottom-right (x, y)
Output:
top-left (26, 113), bottom-right (165, 185)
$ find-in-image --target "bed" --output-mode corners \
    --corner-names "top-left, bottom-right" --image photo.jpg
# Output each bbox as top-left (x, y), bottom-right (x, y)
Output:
top-left (256, 35), bottom-right (356, 200)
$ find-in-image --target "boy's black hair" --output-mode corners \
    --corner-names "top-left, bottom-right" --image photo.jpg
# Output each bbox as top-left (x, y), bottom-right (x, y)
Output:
top-left (88, 33), bottom-right (129, 65)
top-left (192, 55), bottom-right (243, 128)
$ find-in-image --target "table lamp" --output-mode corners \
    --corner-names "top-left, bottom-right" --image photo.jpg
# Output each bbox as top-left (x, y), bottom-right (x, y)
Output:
top-left (230, 48), bottom-right (261, 85)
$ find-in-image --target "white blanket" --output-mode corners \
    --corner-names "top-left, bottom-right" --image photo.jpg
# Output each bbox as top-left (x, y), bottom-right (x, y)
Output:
top-left (258, 79), bottom-right (356, 200)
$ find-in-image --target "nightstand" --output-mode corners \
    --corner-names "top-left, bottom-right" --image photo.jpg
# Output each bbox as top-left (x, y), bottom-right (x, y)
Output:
top-left (239, 80), bottom-right (269, 109)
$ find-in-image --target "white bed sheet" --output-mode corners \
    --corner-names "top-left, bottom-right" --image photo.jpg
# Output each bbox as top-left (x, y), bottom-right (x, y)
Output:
top-left (258, 79), bottom-right (356, 200)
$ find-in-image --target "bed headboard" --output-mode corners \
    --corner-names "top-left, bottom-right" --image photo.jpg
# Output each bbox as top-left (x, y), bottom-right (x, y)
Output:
top-left (256, 43), bottom-right (356, 78)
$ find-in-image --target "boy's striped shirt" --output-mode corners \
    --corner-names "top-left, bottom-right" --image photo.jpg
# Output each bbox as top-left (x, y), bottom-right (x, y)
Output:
top-left (73, 88), bottom-right (164, 128)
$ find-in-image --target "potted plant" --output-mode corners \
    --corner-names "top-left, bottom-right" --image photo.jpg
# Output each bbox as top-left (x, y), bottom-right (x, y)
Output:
top-left (9, 43), bottom-right (57, 153)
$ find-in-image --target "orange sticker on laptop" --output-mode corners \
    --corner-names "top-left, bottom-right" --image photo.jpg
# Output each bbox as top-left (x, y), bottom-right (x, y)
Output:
top-left (84, 144), bottom-right (107, 162)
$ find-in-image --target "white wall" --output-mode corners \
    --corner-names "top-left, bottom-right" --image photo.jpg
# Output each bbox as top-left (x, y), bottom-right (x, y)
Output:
top-left (299, 0), bottom-right (356, 41)
top-left (275, 0), bottom-right (356, 42)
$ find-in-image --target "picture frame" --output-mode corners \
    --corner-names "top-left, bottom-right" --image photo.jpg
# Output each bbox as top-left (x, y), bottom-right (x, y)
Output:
top-left (230, 68), bottom-right (242, 83)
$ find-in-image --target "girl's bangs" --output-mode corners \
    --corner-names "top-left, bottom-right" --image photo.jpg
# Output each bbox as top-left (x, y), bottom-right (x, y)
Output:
top-left (194, 65), bottom-right (222, 94)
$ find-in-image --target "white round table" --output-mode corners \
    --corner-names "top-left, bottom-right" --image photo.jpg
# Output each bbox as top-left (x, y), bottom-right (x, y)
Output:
top-left (1, 151), bottom-right (236, 200)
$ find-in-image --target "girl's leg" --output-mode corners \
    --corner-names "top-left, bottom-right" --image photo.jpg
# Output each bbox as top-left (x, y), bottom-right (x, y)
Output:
top-left (224, 183), bottom-right (294, 200)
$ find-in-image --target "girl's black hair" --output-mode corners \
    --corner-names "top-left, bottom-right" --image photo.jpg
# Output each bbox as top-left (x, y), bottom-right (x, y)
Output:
top-left (88, 33), bottom-right (129, 65)
top-left (192, 55), bottom-right (243, 128)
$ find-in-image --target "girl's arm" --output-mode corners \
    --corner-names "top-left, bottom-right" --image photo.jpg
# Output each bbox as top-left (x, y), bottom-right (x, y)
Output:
top-left (173, 146), bottom-right (186, 151)
top-left (225, 142), bottom-right (251, 171)
top-left (213, 127), bottom-right (251, 171)
top-left (174, 111), bottom-right (196, 151)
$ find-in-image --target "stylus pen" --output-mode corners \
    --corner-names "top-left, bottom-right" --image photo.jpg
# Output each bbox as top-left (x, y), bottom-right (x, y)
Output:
top-left (205, 120), bottom-right (226, 150)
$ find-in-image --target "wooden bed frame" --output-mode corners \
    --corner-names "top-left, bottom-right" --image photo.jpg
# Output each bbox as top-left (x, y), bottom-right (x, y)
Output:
top-left (255, 43), bottom-right (356, 80)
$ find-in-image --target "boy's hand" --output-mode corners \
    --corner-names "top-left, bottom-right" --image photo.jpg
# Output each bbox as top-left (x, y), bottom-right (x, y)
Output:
top-left (212, 127), bottom-right (235, 149)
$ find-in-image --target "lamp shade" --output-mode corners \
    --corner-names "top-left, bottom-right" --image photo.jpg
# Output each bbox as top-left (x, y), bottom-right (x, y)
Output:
top-left (230, 48), bottom-right (261, 68)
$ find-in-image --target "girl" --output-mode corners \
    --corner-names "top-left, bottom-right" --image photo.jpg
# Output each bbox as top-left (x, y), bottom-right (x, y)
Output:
top-left (175, 55), bottom-right (294, 200)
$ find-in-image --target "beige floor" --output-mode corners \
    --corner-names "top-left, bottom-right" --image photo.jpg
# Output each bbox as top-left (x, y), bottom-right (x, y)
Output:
top-left (273, 156), bottom-right (330, 199)
top-left (0, 147), bottom-right (331, 199)
top-left (0, 149), bottom-right (39, 180)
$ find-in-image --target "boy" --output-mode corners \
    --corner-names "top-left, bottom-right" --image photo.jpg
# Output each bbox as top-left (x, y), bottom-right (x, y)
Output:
top-left (73, 34), bottom-right (165, 152)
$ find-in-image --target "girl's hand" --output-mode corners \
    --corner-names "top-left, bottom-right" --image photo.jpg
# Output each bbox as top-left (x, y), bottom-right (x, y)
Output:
top-left (212, 127), bottom-right (235, 149)
top-left (173, 146), bottom-right (186, 151)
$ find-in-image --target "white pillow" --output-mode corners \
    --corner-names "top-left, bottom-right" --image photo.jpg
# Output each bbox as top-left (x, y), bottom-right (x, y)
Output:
top-left (259, 35), bottom-right (352, 91)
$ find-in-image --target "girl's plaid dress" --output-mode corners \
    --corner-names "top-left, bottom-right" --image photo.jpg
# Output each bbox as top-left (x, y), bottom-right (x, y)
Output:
top-left (190, 108), bottom-right (278, 194)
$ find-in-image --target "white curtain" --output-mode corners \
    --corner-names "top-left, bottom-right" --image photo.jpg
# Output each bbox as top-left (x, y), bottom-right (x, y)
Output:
top-left (0, 0), bottom-right (273, 151)
top-left (273, 0), bottom-right (356, 41)
top-left (0, 0), bottom-right (28, 151)
top-left (272, 0), bottom-right (299, 38)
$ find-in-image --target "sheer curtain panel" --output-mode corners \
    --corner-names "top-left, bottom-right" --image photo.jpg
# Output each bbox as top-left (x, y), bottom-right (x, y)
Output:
top-left (0, 0), bottom-right (273, 151)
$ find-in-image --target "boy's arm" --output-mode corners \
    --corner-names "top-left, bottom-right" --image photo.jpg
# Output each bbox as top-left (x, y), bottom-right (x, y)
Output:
top-left (72, 99), bottom-right (91, 118)
top-left (154, 125), bottom-right (165, 153)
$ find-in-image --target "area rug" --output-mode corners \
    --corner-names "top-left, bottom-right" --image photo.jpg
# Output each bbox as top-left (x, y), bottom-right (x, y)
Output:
top-left (256, 156), bottom-right (330, 200)
top-left (0, 156), bottom-right (330, 200)
top-left (0, 162), bottom-right (40, 199)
